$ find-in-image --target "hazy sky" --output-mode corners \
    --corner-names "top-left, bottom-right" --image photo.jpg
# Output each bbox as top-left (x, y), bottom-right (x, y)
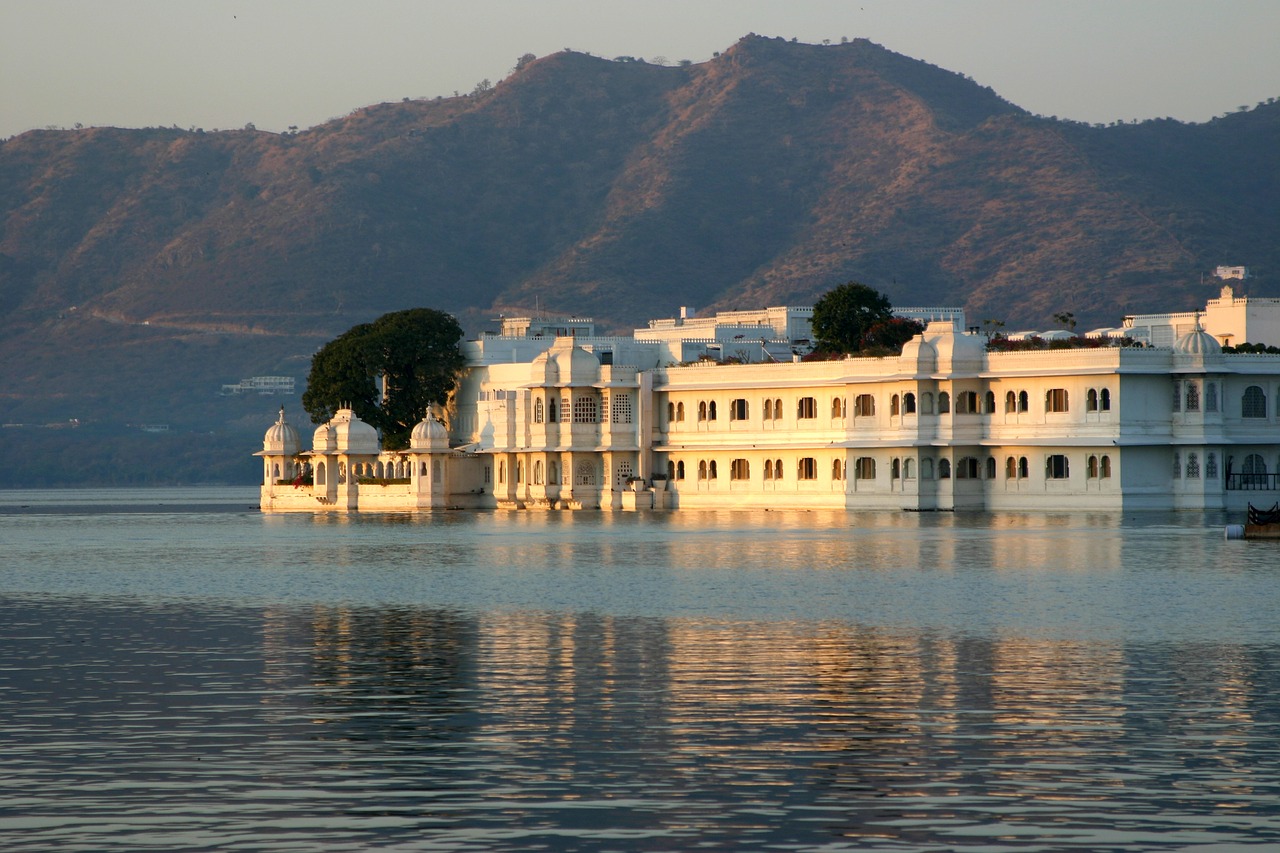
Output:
top-left (3, 0), bottom-right (1278, 139)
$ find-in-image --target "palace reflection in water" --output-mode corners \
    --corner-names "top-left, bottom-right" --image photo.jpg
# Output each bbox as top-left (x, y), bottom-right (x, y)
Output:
top-left (4, 499), bottom-right (1280, 850)
top-left (243, 595), bottom-right (1280, 848)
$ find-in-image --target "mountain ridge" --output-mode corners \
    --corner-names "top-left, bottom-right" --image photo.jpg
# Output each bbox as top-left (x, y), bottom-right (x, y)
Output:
top-left (0, 35), bottom-right (1276, 477)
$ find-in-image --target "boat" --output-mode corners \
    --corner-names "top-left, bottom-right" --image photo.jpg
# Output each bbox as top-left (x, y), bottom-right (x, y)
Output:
top-left (1225, 502), bottom-right (1280, 540)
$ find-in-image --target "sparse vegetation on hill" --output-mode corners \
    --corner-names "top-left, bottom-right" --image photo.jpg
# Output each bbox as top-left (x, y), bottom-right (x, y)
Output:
top-left (0, 34), bottom-right (1276, 483)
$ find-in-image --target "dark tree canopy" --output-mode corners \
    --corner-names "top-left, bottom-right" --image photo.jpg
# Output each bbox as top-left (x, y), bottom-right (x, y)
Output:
top-left (302, 308), bottom-right (466, 449)
top-left (862, 316), bottom-right (926, 354)
top-left (810, 282), bottom-right (896, 354)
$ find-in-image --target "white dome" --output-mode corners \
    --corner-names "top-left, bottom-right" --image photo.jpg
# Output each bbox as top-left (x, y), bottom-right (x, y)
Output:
top-left (547, 338), bottom-right (599, 384)
top-left (330, 408), bottom-right (380, 454)
top-left (410, 412), bottom-right (450, 450)
top-left (262, 407), bottom-right (300, 455)
top-left (900, 334), bottom-right (938, 372)
top-left (312, 422), bottom-right (336, 452)
top-left (1173, 316), bottom-right (1222, 355)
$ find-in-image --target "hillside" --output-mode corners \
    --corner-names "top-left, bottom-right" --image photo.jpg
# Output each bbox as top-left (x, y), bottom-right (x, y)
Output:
top-left (0, 35), bottom-right (1276, 484)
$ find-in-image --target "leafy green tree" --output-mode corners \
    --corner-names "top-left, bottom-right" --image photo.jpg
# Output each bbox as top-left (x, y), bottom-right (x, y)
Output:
top-left (302, 308), bottom-right (466, 449)
top-left (810, 281), bottom-right (895, 354)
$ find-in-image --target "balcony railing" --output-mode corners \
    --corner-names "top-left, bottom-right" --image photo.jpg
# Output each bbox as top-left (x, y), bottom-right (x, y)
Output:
top-left (1226, 473), bottom-right (1280, 491)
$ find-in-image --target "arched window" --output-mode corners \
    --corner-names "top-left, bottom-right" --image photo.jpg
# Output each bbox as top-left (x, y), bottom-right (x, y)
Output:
top-left (1018, 457), bottom-right (1029, 479)
top-left (798, 458), bottom-right (817, 480)
top-left (1045, 389), bottom-right (1069, 413)
top-left (1018, 391), bottom-right (1029, 412)
top-left (315, 461), bottom-right (326, 485)
top-left (676, 460), bottom-right (685, 480)
top-left (797, 397), bottom-right (817, 419)
top-left (535, 397), bottom-right (545, 423)
top-left (891, 394), bottom-right (900, 416)
top-left (708, 401), bottom-right (718, 421)
top-left (1242, 453), bottom-right (1267, 486)
top-left (921, 392), bottom-right (934, 414)
top-left (548, 461), bottom-right (559, 484)
top-left (938, 458), bottom-right (951, 479)
top-left (1101, 455), bottom-right (1112, 478)
top-left (730, 399), bottom-right (749, 421)
top-left (891, 458), bottom-right (901, 479)
top-left (708, 460), bottom-right (718, 479)
top-left (1006, 390), bottom-right (1017, 413)
top-left (1243, 386), bottom-right (1267, 418)
top-left (986, 456), bottom-right (996, 479)
top-left (903, 458), bottom-right (915, 479)
top-left (774, 398), bottom-right (783, 419)
top-left (534, 460), bottom-right (544, 484)
top-left (1205, 453), bottom-right (1216, 479)
top-left (1204, 384), bottom-right (1216, 413)
top-left (763, 398), bottom-right (773, 420)
top-left (698, 460), bottom-right (708, 481)
top-left (677, 402), bottom-right (685, 422)
top-left (956, 391), bottom-right (977, 414)
top-left (667, 460), bottom-right (675, 480)
top-left (1087, 389), bottom-right (1098, 412)
top-left (498, 461), bottom-right (506, 484)
top-left (548, 398), bottom-right (558, 422)
top-left (1186, 452), bottom-right (1200, 479)
top-left (854, 457), bottom-right (875, 480)
top-left (903, 392), bottom-right (916, 414)
top-left (764, 459), bottom-right (774, 480)
top-left (574, 459), bottom-right (596, 486)
top-left (666, 402), bottom-right (674, 423)
top-left (834, 459), bottom-right (846, 480)
top-left (698, 401), bottom-right (707, 422)
top-left (983, 391), bottom-right (996, 414)
top-left (1101, 388), bottom-right (1112, 411)
top-left (1185, 383), bottom-right (1200, 412)
top-left (853, 395), bottom-right (874, 417)
top-left (922, 458), bottom-right (934, 479)
top-left (1005, 456), bottom-right (1017, 479)
top-left (774, 459), bottom-right (783, 480)
top-left (956, 456), bottom-right (979, 479)
top-left (937, 391), bottom-right (950, 414)
top-left (834, 397), bottom-right (846, 418)
top-left (1172, 383), bottom-right (1182, 412)
top-left (1088, 455), bottom-right (1099, 478)
top-left (730, 459), bottom-right (750, 480)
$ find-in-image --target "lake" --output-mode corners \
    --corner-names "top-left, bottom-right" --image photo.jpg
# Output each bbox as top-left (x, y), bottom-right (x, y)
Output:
top-left (3, 488), bottom-right (1279, 851)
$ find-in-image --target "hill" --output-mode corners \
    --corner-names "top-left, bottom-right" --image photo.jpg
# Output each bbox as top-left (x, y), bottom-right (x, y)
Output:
top-left (1, 35), bottom-right (1276, 485)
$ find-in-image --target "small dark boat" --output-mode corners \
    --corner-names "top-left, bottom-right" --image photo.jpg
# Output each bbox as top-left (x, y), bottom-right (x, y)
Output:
top-left (1226, 502), bottom-right (1280, 540)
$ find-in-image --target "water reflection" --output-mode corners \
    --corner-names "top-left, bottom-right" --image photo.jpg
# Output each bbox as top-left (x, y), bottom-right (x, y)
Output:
top-left (4, 596), bottom-right (1280, 850)
top-left (4, 502), bottom-right (1280, 850)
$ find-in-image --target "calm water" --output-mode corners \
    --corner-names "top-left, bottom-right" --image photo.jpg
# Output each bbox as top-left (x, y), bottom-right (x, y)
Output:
top-left (2, 489), bottom-right (1280, 851)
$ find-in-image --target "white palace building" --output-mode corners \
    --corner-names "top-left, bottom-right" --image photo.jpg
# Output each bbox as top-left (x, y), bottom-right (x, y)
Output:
top-left (258, 301), bottom-right (1280, 514)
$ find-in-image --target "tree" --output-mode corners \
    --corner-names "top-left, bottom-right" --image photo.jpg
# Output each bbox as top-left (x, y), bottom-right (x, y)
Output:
top-left (302, 308), bottom-right (466, 449)
top-left (862, 316), bottom-right (925, 354)
top-left (810, 282), bottom-right (894, 354)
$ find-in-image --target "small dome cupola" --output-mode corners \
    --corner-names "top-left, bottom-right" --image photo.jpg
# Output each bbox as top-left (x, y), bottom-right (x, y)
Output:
top-left (331, 407), bottom-right (380, 454)
top-left (1172, 314), bottom-right (1222, 356)
top-left (410, 412), bottom-right (450, 450)
top-left (262, 406), bottom-right (300, 456)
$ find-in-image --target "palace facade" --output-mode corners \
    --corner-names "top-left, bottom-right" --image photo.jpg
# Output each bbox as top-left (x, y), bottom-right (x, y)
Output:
top-left (258, 307), bottom-right (1280, 513)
